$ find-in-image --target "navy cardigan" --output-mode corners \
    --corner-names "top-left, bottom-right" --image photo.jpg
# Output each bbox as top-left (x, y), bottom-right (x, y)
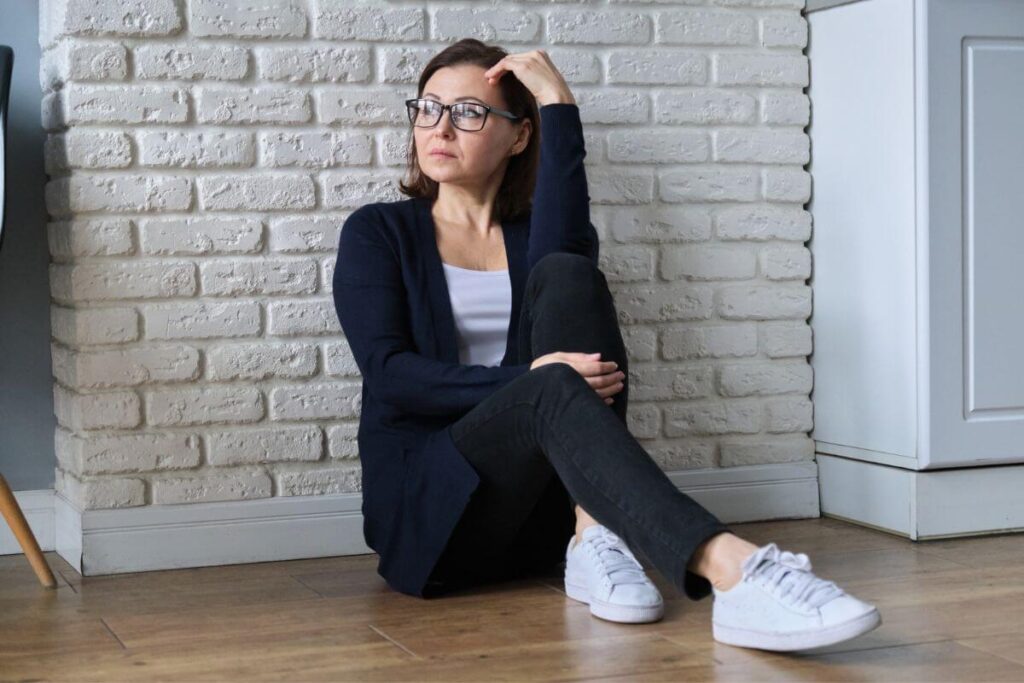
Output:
top-left (332, 103), bottom-right (600, 597)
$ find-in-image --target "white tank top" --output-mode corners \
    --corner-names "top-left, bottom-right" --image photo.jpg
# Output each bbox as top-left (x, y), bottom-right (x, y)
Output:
top-left (441, 262), bottom-right (512, 367)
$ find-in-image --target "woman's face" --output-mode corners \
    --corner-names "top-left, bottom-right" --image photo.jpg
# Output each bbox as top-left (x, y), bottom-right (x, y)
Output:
top-left (413, 64), bottom-right (530, 191)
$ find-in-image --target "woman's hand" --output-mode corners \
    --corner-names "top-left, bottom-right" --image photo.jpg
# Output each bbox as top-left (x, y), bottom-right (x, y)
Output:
top-left (483, 50), bottom-right (576, 107)
top-left (530, 351), bottom-right (625, 405)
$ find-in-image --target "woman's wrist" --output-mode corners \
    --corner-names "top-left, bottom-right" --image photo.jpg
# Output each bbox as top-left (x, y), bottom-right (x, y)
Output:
top-left (537, 89), bottom-right (577, 107)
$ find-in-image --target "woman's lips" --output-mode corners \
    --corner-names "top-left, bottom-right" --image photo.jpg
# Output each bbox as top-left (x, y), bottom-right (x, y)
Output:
top-left (430, 151), bottom-right (455, 158)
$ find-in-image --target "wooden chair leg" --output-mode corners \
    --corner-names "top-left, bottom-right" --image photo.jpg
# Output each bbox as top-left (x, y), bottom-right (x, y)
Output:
top-left (0, 473), bottom-right (58, 588)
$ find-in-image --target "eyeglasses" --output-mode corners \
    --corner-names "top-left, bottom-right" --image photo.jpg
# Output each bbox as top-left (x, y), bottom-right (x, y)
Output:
top-left (405, 98), bottom-right (522, 132)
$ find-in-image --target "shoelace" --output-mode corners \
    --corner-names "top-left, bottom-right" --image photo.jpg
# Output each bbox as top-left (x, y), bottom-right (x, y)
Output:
top-left (583, 527), bottom-right (649, 586)
top-left (743, 542), bottom-right (844, 610)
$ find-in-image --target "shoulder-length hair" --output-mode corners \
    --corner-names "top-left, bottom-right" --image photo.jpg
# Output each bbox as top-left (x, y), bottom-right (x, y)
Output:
top-left (398, 38), bottom-right (540, 223)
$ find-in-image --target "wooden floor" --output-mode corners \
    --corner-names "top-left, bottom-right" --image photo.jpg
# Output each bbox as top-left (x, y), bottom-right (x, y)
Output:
top-left (3, 517), bottom-right (1024, 682)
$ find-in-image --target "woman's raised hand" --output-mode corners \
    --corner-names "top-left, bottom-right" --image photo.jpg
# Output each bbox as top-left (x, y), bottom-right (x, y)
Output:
top-left (529, 351), bottom-right (625, 405)
top-left (483, 50), bottom-right (576, 107)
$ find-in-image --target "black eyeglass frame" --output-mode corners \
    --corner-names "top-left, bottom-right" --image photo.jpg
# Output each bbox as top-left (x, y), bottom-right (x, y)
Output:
top-left (405, 97), bottom-right (522, 131)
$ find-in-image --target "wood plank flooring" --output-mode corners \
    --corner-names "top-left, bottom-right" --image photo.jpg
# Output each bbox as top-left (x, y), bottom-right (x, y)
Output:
top-left (2, 517), bottom-right (1024, 681)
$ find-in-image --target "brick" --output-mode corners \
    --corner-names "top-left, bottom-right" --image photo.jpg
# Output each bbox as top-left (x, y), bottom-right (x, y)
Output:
top-left (326, 423), bottom-right (359, 459)
top-left (45, 130), bottom-right (132, 172)
top-left (649, 442), bottom-right (716, 471)
top-left (55, 428), bottom-right (200, 475)
top-left (51, 306), bottom-right (139, 346)
top-left (45, 175), bottom-right (192, 216)
top-left (197, 87), bottom-right (310, 124)
top-left (139, 131), bottom-right (255, 168)
top-left (628, 365), bottom-right (714, 401)
top-left (269, 216), bottom-right (344, 253)
top-left (604, 205), bottom-right (712, 244)
top-left (760, 322), bottom-right (812, 358)
top-left (660, 168), bottom-right (760, 203)
top-left (660, 245), bottom-right (756, 280)
top-left (207, 343), bottom-right (317, 381)
top-left (718, 361), bottom-right (813, 397)
top-left (587, 167), bottom-right (655, 204)
top-left (261, 131), bottom-right (373, 168)
top-left (56, 470), bottom-right (145, 510)
top-left (198, 174), bottom-right (315, 211)
top-left (715, 129), bottom-right (809, 164)
top-left (63, 85), bottom-right (188, 124)
top-left (607, 129), bottom-right (709, 163)
top-left (765, 396), bottom-right (813, 433)
top-left (190, 0), bottom-right (306, 38)
top-left (378, 47), bottom-right (439, 84)
top-left (656, 9), bottom-right (757, 45)
top-left (277, 464), bottom-right (361, 496)
top-left (55, 0), bottom-right (182, 38)
top-left (314, 3), bottom-right (424, 41)
top-left (323, 341), bottom-right (359, 378)
top-left (151, 469), bottom-right (272, 505)
top-left (47, 218), bottom-right (134, 260)
top-left (655, 90), bottom-right (757, 125)
top-left (719, 435), bottom-right (814, 467)
top-left (547, 10), bottom-right (651, 44)
top-left (143, 302), bottom-right (262, 340)
top-left (139, 217), bottom-right (263, 255)
top-left (614, 283), bottom-right (714, 323)
top-left (320, 171), bottom-right (402, 208)
top-left (717, 284), bottom-right (812, 320)
top-left (663, 400), bottom-right (762, 436)
top-left (715, 53), bottom-right (808, 87)
top-left (430, 8), bottom-right (541, 42)
top-left (51, 343), bottom-right (200, 389)
top-left (50, 261), bottom-right (196, 302)
top-left (206, 426), bottom-right (322, 465)
top-left (146, 387), bottom-right (264, 426)
top-left (135, 45), bottom-right (249, 80)
top-left (257, 46), bottom-right (370, 82)
top-left (714, 205), bottom-right (811, 241)
top-left (607, 51), bottom-right (707, 85)
top-left (761, 246), bottom-right (811, 280)
top-left (53, 384), bottom-right (141, 431)
top-left (269, 384), bottom-right (361, 420)
top-left (200, 259), bottom-right (318, 297)
top-left (318, 89), bottom-right (407, 125)
top-left (597, 245), bottom-right (655, 282)
top-left (661, 324), bottom-right (758, 360)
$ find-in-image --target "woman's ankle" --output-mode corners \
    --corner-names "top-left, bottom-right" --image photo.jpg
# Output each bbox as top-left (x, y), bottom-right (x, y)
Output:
top-left (687, 532), bottom-right (759, 591)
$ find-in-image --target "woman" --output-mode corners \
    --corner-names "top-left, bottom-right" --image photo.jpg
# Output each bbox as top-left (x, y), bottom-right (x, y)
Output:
top-left (332, 38), bottom-right (881, 653)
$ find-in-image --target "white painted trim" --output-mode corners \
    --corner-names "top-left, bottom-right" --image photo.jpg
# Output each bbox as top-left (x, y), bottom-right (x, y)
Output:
top-left (818, 454), bottom-right (1024, 540)
top-left (0, 489), bottom-right (56, 556)
top-left (806, 0), bottom-right (870, 13)
top-left (9, 462), bottom-right (819, 576)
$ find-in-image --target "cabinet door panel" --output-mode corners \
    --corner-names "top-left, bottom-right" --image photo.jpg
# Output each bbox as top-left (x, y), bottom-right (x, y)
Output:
top-left (927, 0), bottom-right (1024, 467)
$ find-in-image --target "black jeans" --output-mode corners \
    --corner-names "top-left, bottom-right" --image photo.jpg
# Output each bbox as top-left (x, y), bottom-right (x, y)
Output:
top-left (426, 252), bottom-right (733, 601)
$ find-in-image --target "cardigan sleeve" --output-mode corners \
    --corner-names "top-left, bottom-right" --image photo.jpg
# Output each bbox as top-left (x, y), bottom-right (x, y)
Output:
top-left (527, 103), bottom-right (600, 270)
top-left (333, 206), bottom-right (532, 416)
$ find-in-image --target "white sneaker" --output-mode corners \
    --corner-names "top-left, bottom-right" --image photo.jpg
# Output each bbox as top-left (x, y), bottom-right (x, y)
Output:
top-left (712, 542), bottom-right (882, 652)
top-left (564, 524), bottom-right (665, 623)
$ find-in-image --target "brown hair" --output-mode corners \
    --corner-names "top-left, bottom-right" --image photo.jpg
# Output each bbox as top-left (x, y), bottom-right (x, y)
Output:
top-left (398, 38), bottom-right (540, 223)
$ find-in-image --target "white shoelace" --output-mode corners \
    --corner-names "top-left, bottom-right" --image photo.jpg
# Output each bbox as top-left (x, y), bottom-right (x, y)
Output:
top-left (743, 542), bottom-right (844, 610)
top-left (583, 527), bottom-right (649, 586)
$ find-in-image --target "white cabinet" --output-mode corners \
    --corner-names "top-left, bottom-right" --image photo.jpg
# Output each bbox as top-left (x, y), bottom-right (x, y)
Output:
top-left (806, 0), bottom-right (1024, 539)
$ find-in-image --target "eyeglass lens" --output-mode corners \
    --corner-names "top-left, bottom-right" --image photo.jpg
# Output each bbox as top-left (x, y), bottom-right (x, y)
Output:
top-left (408, 100), bottom-right (487, 131)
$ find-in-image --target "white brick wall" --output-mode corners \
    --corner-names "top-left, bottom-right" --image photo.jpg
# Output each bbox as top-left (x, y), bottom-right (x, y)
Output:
top-left (40, 0), bottom-right (812, 511)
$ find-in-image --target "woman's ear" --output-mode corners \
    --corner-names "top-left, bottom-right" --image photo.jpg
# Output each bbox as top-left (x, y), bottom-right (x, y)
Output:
top-left (510, 119), bottom-right (532, 156)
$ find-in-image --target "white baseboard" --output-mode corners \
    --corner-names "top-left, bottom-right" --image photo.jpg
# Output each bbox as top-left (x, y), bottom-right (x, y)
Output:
top-left (0, 489), bottom-right (56, 555)
top-left (6, 461), bottom-right (820, 576)
top-left (817, 454), bottom-right (1024, 540)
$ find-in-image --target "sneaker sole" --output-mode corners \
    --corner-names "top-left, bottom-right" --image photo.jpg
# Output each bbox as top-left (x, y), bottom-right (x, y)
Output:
top-left (712, 607), bottom-right (882, 652)
top-left (564, 576), bottom-right (665, 624)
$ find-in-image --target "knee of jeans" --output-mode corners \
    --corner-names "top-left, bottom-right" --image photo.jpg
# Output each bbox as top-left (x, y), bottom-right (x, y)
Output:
top-left (531, 362), bottom-right (592, 396)
top-left (528, 252), bottom-right (603, 292)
